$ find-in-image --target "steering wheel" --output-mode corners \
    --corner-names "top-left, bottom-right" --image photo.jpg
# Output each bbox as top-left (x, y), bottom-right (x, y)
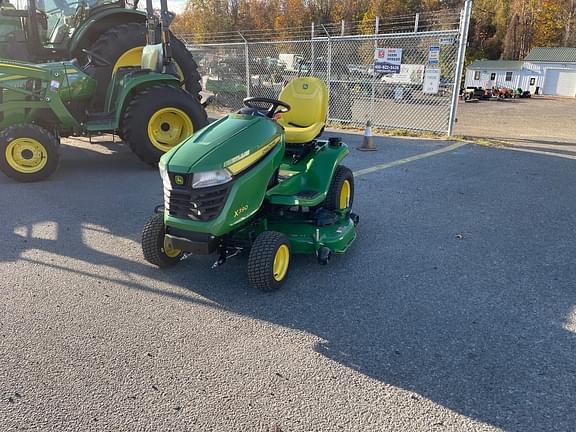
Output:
top-left (243, 97), bottom-right (291, 118)
top-left (82, 48), bottom-right (111, 67)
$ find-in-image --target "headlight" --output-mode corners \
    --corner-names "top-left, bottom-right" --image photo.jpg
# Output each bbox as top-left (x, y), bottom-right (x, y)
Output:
top-left (159, 164), bottom-right (172, 191)
top-left (192, 169), bottom-right (232, 189)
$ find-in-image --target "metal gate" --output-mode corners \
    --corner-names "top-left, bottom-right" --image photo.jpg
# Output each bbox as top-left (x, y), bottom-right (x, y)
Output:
top-left (179, 1), bottom-right (472, 136)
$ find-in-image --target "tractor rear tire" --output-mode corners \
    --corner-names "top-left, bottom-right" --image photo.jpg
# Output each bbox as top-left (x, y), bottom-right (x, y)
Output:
top-left (87, 22), bottom-right (203, 110)
top-left (324, 165), bottom-right (354, 210)
top-left (122, 85), bottom-right (208, 165)
top-left (142, 213), bottom-right (183, 267)
top-left (247, 231), bottom-right (291, 292)
top-left (0, 124), bottom-right (60, 182)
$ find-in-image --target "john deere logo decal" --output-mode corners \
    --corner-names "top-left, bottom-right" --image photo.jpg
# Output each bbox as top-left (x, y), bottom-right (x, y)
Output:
top-left (303, 83), bottom-right (309, 89)
top-left (174, 175), bottom-right (184, 185)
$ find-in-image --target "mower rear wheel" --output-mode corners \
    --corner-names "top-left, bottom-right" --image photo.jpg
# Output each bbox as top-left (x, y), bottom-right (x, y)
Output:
top-left (325, 165), bottom-right (354, 210)
top-left (248, 231), bottom-right (291, 292)
top-left (0, 124), bottom-right (60, 182)
top-left (122, 85), bottom-right (208, 165)
top-left (141, 213), bottom-right (183, 267)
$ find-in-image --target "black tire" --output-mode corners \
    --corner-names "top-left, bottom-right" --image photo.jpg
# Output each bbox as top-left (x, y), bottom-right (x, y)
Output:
top-left (247, 231), bottom-right (291, 292)
top-left (0, 124), bottom-right (60, 182)
top-left (324, 165), bottom-right (354, 210)
top-left (88, 22), bottom-right (203, 110)
top-left (141, 213), bottom-right (182, 267)
top-left (122, 85), bottom-right (208, 165)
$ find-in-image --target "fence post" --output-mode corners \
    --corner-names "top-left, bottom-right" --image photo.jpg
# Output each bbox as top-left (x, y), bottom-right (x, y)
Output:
top-left (238, 32), bottom-right (250, 98)
top-left (321, 25), bottom-right (332, 108)
top-left (311, 22), bottom-right (315, 76)
top-left (448, 0), bottom-right (472, 136)
top-left (341, 20), bottom-right (345, 37)
top-left (370, 16), bottom-right (380, 125)
top-left (414, 13), bottom-right (420, 33)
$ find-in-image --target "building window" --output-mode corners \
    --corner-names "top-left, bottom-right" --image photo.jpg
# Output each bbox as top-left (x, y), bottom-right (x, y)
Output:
top-left (505, 72), bottom-right (513, 81)
top-left (490, 73), bottom-right (496, 80)
top-left (473, 71), bottom-right (480, 80)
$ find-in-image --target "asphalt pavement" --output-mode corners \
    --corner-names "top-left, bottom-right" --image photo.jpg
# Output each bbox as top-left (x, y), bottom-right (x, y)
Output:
top-left (1, 132), bottom-right (575, 431)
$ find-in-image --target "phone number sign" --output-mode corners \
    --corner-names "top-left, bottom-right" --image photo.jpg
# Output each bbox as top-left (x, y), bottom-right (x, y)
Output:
top-left (374, 48), bottom-right (403, 74)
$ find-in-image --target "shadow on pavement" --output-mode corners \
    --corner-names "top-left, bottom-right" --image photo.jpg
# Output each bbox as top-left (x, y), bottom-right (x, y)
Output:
top-left (1, 135), bottom-right (575, 432)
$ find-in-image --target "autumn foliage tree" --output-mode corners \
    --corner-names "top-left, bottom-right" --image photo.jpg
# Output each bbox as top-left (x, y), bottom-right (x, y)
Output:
top-left (172, 0), bottom-right (576, 60)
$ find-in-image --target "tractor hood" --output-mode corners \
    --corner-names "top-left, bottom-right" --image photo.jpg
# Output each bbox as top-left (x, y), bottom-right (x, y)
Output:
top-left (162, 114), bottom-right (284, 174)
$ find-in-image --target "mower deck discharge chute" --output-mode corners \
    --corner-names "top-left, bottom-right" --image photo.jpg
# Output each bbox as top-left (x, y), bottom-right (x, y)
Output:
top-left (142, 77), bottom-right (359, 291)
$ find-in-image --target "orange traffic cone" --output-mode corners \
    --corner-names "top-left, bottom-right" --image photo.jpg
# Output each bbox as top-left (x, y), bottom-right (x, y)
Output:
top-left (358, 120), bottom-right (376, 151)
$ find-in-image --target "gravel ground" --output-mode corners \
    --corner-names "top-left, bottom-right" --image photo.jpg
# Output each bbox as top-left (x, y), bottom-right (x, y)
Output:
top-left (1, 132), bottom-right (575, 431)
top-left (455, 96), bottom-right (576, 145)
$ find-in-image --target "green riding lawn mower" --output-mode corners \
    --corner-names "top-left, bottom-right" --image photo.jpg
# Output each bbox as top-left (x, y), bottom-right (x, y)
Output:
top-left (0, 0), bottom-right (207, 182)
top-left (141, 77), bottom-right (359, 291)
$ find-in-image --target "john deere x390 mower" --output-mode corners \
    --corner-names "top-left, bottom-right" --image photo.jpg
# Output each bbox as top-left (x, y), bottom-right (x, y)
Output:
top-left (0, 0), bottom-right (207, 182)
top-left (141, 77), bottom-right (359, 291)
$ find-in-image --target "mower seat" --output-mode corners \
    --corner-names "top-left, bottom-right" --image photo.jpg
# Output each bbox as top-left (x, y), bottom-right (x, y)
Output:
top-left (277, 77), bottom-right (328, 144)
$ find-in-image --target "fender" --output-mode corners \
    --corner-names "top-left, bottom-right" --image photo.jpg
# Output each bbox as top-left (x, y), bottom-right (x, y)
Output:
top-left (108, 71), bottom-right (181, 128)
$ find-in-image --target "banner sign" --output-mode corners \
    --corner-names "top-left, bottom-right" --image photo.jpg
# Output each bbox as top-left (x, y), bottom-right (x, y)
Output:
top-left (374, 48), bottom-right (402, 74)
top-left (423, 67), bottom-right (441, 94)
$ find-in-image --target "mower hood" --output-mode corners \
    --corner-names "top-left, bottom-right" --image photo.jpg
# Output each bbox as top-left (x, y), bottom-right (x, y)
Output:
top-left (162, 114), bottom-right (284, 174)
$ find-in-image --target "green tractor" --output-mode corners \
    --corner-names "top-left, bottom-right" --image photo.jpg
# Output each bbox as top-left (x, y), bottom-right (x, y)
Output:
top-left (0, 0), bottom-right (207, 182)
top-left (141, 77), bottom-right (359, 291)
top-left (0, 0), bottom-right (202, 109)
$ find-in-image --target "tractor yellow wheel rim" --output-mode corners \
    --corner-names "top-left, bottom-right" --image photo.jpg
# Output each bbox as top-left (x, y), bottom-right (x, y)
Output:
top-left (113, 46), bottom-right (186, 81)
top-left (147, 107), bottom-right (194, 153)
top-left (5, 138), bottom-right (48, 174)
top-left (163, 237), bottom-right (181, 258)
top-left (273, 244), bottom-right (290, 282)
top-left (339, 179), bottom-right (351, 209)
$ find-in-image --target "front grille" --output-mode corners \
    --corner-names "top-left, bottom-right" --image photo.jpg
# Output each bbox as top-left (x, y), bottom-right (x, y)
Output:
top-left (165, 182), bottom-right (232, 222)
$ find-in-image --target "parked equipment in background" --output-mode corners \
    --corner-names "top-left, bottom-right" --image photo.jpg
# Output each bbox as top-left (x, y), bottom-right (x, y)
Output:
top-left (0, 0), bottom-right (202, 109)
top-left (0, 0), bottom-right (207, 182)
top-left (141, 77), bottom-right (359, 291)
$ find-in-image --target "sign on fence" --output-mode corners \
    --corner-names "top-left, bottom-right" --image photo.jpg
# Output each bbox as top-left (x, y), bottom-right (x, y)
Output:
top-left (428, 45), bottom-right (440, 65)
top-left (374, 48), bottom-right (402, 74)
top-left (423, 67), bottom-right (441, 94)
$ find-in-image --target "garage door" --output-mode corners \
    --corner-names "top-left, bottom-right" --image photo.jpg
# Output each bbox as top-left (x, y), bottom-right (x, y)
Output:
top-left (543, 69), bottom-right (576, 96)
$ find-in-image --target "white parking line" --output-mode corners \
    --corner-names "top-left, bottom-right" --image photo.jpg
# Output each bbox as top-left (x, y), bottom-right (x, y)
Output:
top-left (353, 142), bottom-right (467, 177)
top-left (502, 146), bottom-right (576, 161)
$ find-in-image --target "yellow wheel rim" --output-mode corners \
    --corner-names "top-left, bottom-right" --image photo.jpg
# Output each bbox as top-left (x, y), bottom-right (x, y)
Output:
top-left (113, 46), bottom-right (186, 82)
top-left (5, 138), bottom-right (48, 174)
top-left (147, 107), bottom-right (194, 152)
top-left (339, 179), bottom-right (351, 209)
top-left (273, 244), bottom-right (290, 282)
top-left (163, 237), bottom-right (181, 258)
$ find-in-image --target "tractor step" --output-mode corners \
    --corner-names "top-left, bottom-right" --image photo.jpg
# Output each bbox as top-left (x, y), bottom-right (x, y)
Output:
top-left (85, 112), bottom-right (116, 132)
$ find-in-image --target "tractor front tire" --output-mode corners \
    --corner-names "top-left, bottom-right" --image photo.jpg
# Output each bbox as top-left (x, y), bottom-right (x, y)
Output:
top-left (248, 231), bottom-right (291, 292)
top-left (122, 85), bottom-right (208, 165)
top-left (142, 213), bottom-right (183, 267)
top-left (87, 22), bottom-right (203, 110)
top-left (0, 124), bottom-right (60, 182)
top-left (325, 165), bottom-right (354, 210)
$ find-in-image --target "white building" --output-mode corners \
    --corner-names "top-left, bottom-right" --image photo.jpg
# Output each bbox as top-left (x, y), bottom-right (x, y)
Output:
top-left (465, 48), bottom-right (576, 97)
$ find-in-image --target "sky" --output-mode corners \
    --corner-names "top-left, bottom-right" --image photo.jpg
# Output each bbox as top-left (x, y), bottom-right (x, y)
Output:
top-left (151, 0), bottom-right (187, 14)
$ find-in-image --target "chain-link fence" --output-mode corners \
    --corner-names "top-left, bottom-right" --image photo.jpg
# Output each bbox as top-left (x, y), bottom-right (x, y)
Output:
top-left (180, 3), bottom-right (471, 135)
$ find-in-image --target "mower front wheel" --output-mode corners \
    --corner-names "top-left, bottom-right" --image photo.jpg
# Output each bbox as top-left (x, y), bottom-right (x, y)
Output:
top-left (248, 231), bottom-right (291, 292)
top-left (142, 213), bottom-right (183, 267)
top-left (0, 124), bottom-right (60, 182)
